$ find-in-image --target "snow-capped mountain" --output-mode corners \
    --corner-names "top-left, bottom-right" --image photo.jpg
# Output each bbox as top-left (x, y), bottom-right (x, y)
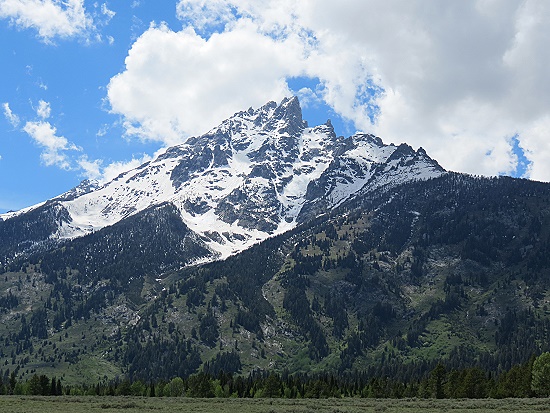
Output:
top-left (0, 97), bottom-right (444, 262)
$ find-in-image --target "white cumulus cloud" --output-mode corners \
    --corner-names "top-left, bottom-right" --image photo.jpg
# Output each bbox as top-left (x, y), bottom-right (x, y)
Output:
top-left (23, 120), bottom-right (81, 169)
top-left (104, 0), bottom-right (550, 181)
top-left (107, 21), bottom-right (306, 144)
top-left (0, 0), bottom-right (93, 41)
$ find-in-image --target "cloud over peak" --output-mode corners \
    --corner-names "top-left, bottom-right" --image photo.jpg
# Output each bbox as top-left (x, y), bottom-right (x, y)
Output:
top-left (107, 21), bottom-right (305, 144)
top-left (104, 0), bottom-right (550, 181)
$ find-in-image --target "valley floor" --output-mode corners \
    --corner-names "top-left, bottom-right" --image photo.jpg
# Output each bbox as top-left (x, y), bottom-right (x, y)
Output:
top-left (0, 396), bottom-right (549, 413)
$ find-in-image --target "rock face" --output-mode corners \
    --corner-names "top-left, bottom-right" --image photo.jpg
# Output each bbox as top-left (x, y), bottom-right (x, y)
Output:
top-left (0, 96), bottom-right (444, 263)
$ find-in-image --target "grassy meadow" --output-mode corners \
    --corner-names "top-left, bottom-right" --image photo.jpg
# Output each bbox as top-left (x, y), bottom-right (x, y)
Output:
top-left (1, 396), bottom-right (549, 413)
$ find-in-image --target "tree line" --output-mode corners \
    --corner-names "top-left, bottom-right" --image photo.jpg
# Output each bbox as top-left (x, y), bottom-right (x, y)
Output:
top-left (2, 353), bottom-right (550, 398)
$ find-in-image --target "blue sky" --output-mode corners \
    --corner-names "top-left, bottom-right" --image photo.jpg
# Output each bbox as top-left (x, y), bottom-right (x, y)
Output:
top-left (1, 1), bottom-right (549, 214)
top-left (0, 1), bottom-right (181, 212)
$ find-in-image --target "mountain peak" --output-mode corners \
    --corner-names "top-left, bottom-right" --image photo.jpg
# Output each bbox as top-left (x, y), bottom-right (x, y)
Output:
top-left (53, 179), bottom-right (101, 202)
top-left (213, 97), bottom-right (306, 139)
top-left (280, 95), bottom-right (300, 111)
top-left (261, 96), bottom-right (306, 138)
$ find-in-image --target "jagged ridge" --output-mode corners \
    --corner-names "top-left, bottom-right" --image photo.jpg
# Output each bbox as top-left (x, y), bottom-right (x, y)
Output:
top-left (0, 96), bottom-right (444, 264)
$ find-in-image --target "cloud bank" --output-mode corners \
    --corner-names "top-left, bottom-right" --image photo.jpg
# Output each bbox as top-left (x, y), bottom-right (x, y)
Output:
top-left (106, 0), bottom-right (550, 181)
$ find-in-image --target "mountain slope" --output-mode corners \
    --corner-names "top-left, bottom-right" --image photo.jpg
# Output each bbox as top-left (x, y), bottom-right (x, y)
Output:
top-left (2, 172), bottom-right (550, 386)
top-left (124, 173), bottom-right (550, 379)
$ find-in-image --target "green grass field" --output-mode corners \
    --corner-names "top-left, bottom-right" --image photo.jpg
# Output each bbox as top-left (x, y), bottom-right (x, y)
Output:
top-left (1, 396), bottom-right (549, 413)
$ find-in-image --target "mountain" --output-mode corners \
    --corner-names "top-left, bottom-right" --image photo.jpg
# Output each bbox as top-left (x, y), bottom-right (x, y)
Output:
top-left (0, 96), bottom-right (443, 265)
top-left (2, 97), bottom-right (550, 387)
